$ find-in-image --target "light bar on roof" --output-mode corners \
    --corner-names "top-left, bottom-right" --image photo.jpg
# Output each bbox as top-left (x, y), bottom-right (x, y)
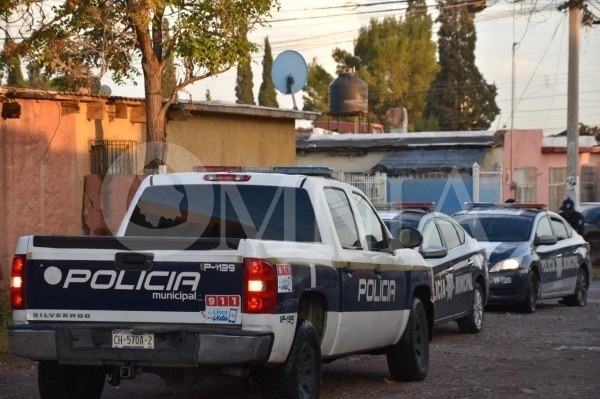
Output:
top-left (466, 202), bottom-right (547, 210)
top-left (193, 165), bottom-right (333, 177)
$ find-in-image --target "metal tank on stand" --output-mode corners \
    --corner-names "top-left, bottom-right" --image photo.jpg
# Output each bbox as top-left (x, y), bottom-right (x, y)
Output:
top-left (326, 68), bottom-right (369, 133)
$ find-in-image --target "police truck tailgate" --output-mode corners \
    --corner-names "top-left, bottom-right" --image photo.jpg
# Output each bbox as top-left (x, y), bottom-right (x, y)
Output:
top-left (20, 235), bottom-right (244, 325)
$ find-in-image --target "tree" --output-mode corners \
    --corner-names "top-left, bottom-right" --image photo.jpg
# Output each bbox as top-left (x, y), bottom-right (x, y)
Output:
top-left (302, 58), bottom-right (332, 113)
top-left (258, 36), bottom-right (278, 107)
top-left (235, 22), bottom-right (255, 105)
top-left (1, 1), bottom-right (278, 172)
top-left (160, 18), bottom-right (177, 100)
top-left (332, 0), bottom-right (438, 131)
top-left (1, 34), bottom-right (26, 87)
top-left (424, 0), bottom-right (499, 131)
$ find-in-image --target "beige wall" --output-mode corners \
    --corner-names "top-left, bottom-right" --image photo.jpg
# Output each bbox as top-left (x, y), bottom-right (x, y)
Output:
top-left (167, 114), bottom-right (296, 172)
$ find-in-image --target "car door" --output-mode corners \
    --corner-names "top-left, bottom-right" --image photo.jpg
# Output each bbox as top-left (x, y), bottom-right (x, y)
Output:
top-left (535, 214), bottom-right (564, 298)
top-left (435, 217), bottom-right (477, 318)
top-left (421, 217), bottom-right (455, 323)
top-left (323, 187), bottom-right (376, 354)
top-left (550, 216), bottom-right (581, 296)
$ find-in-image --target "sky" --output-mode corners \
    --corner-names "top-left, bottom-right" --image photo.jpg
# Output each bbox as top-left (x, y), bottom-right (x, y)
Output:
top-left (106, 0), bottom-right (600, 136)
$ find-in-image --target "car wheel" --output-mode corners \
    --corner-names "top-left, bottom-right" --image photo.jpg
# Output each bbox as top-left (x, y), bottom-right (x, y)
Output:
top-left (386, 297), bottom-right (429, 382)
top-left (562, 268), bottom-right (588, 307)
top-left (262, 319), bottom-right (321, 399)
top-left (519, 273), bottom-right (539, 313)
top-left (38, 361), bottom-right (105, 399)
top-left (457, 282), bottom-right (485, 333)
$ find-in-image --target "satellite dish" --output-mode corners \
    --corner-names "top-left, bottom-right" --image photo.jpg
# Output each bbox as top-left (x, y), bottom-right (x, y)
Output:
top-left (100, 85), bottom-right (112, 96)
top-left (271, 50), bottom-right (308, 110)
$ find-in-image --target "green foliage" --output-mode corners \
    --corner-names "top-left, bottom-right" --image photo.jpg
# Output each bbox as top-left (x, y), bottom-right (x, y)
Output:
top-left (3, 0), bottom-right (279, 156)
top-left (161, 18), bottom-right (178, 100)
top-left (258, 36), bottom-right (278, 107)
top-left (236, 55), bottom-right (255, 104)
top-left (413, 115), bottom-right (440, 131)
top-left (424, 1), bottom-right (499, 130)
top-left (0, 293), bottom-right (10, 354)
top-left (1, 35), bottom-right (26, 87)
top-left (332, 0), bottom-right (438, 131)
top-left (235, 23), bottom-right (256, 105)
top-left (302, 58), bottom-right (332, 113)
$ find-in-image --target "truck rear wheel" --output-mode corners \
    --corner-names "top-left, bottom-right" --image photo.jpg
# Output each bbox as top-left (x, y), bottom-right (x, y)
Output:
top-left (38, 361), bottom-right (106, 399)
top-left (262, 319), bottom-right (321, 399)
top-left (386, 297), bottom-right (429, 381)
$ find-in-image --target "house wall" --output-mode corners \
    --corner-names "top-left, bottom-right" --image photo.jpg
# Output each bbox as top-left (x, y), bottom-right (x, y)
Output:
top-left (502, 129), bottom-right (600, 207)
top-left (0, 98), bottom-right (144, 288)
top-left (167, 114), bottom-right (296, 171)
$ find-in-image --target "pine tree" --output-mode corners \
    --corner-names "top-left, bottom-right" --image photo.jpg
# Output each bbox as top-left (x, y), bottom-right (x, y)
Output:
top-left (331, 0), bottom-right (438, 131)
top-left (302, 58), bottom-right (332, 113)
top-left (235, 23), bottom-right (255, 105)
top-left (258, 37), bottom-right (278, 107)
top-left (424, 0), bottom-right (499, 131)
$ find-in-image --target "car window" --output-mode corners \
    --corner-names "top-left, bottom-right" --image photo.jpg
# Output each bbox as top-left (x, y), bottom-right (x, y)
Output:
top-left (325, 187), bottom-right (360, 249)
top-left (551, 217), bottom-right (570, 240)
top-left (536, 216), bottom-right (553, 238)
top-left (353, 192), bottom-right (387, 251)
top-left (422, 219), bottom-right (443, 248)
top-left (455, 215), bottom-right (532, 242)
top-left (437, 218), bottom-right (462, 250)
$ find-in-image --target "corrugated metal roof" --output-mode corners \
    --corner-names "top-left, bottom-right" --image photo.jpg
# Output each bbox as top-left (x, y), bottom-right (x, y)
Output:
top-left (372, 148), bottom-right (487, 174)
top-left (296, 131), bottom-right (498, 151)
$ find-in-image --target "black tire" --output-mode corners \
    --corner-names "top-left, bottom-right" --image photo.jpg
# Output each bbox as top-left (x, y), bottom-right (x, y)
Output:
top-left (519, 273), bottom-right (539, 313)
top-left (457, 282), bottom-right (485, 333)
top-left (38, 361), bottom-right (105, 399)
top-left (562, 268), bottom-right (588, 307)
top-left (262, 319), bottom-right (321, 399)
top-left (386, 297), bottom-right (429, 382)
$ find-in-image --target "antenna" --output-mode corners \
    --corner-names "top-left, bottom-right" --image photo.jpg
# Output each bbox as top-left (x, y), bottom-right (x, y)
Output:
top-left (271, 50), bottom-right (307, 110)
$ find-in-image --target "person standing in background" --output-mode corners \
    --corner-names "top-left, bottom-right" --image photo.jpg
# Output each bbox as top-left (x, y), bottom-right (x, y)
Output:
top-left (559, 197), bottom-right (585, 235)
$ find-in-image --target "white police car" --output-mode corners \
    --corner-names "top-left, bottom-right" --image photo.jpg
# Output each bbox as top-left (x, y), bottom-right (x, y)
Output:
top-left (453, 203), bottom-right (591, 313)
top-left (378, 203), bottom-right (488, 333)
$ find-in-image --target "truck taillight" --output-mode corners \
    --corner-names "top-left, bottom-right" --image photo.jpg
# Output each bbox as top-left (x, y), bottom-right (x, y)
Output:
top-left (11, 255), bottom-right (26, 309)
top-left (243, 258), bottom-right (277, 313)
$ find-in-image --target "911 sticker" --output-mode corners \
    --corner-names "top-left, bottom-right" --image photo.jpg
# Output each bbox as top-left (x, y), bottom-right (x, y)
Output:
top-left (277, 264), bottom-right (292, 293)
top-left (204, 295), bottom-right (241, 324)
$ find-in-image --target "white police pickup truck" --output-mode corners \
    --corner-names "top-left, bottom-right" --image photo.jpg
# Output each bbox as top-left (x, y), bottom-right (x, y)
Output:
top-left (9, 168), bottom-right (434, 399)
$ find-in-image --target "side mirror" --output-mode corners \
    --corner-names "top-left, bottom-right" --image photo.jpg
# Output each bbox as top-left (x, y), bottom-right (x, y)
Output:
top-left (534, 235), bottom-right (557, 246)
top-left (421, 246), bottom-right (448, 259)
top-left (398, 227), bottom-right (423, 249)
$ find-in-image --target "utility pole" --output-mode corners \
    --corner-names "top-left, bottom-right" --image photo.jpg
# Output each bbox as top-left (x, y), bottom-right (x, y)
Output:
top-left (558, 0), bottom-right (584, 205)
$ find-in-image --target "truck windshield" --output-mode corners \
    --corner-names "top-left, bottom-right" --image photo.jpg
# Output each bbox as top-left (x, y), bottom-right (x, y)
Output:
top-left (124, 184), bottom-right (321, 242)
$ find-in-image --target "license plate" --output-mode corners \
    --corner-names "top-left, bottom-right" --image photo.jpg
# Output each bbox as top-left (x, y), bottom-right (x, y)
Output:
top-left (112, 330), bottom-right (154, 349)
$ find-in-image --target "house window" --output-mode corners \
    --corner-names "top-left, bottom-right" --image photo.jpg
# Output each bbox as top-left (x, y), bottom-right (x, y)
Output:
top-left (580, 166), bottom-right (596, 202)
top-left (514, 167), bottom-right (537, 203)
top-left (549, 167), bottom-right (567, 211)
top-left (89, 140), bottom-right (137, 175)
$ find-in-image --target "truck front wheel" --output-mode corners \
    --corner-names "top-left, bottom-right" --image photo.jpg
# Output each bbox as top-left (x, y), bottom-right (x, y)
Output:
top-left (262, 319), bottom-right (321, 399)
top-left (386, 297), bottom-right (429, 381)
top-left (38, 361), bottom-right (106, 399)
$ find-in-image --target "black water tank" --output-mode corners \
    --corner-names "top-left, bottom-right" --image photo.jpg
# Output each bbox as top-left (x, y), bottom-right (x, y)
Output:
top-left (328, 69), bottom-right (368, 116)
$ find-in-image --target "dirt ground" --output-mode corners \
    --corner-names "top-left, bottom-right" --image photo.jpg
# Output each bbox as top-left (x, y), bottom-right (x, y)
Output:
top-left (1, 279), bottom-right (599, 399)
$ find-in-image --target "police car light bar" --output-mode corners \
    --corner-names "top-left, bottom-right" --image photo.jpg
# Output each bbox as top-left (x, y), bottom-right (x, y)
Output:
top-left (466, 202), bottom-right (547, 210)
top-left (193, 165), bottom-right (333, 177)
top-left (373, 202), bottom-right (436, 211)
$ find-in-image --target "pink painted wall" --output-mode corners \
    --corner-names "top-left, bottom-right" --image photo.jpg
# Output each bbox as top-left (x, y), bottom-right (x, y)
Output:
top-left (0, 99), bottom-right (81, 286)
top-left (502, 129), bottom-right (600, 208)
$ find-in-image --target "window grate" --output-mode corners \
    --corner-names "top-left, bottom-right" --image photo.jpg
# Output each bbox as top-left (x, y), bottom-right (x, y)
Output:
top-left (89, 140), bottom-right (137, 175)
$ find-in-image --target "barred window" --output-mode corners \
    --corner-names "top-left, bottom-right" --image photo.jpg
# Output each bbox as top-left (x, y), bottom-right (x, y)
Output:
top-left (514, 167), bottom-right (537, 203)
top-left (580, 166), bottom-right (596, 202)
top-left (89, 140), bottom-right (136, 175)
top-left (549, 167), bottom-right (567, 212)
